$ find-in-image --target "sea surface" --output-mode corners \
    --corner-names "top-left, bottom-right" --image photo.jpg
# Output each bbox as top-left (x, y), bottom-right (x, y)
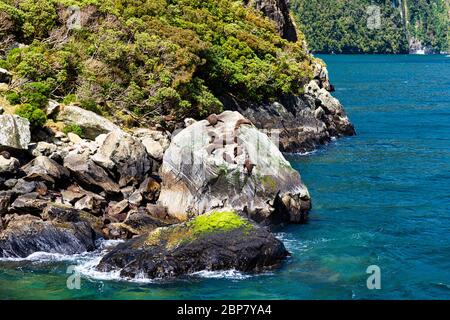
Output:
top-left (1, 55), bottom-right (449, 300)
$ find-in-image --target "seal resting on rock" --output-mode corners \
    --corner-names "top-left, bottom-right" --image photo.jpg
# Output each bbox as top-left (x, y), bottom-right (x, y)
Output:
top-left (0, 151), bottom-right (11, 159)
top-left (234, 118), bottom-right (253, 131)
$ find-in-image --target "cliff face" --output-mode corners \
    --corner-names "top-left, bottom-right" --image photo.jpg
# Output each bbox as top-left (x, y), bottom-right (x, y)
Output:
top-left (245, 0), bottom-right (298, 41)
top-left (232, 0), bottom-right (355, 152)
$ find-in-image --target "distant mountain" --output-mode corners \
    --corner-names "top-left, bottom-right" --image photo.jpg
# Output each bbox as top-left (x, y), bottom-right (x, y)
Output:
top-left (291, 0), bottom-right (449, 54)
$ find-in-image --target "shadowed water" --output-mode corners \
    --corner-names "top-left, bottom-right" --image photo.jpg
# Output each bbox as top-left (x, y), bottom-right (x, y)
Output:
top-left (1, 55), bottom-right (449, 299)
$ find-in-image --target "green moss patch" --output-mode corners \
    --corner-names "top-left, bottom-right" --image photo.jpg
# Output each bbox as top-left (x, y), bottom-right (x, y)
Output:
top-left (145, 210), bottom-right (253, 250)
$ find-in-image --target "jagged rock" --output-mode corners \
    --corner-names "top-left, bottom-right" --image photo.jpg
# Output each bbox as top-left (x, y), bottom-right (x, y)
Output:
top-left (0, 191), bottom-right (13, 215)
top-left (107, 200), bottom-right (129, 218)
top-left (0, 155), bottom-right (20, 174)
top-left (0, 106), bottom-right (4, 115)
top-left (22, 156), bottom-right (70, 185)
top-left (0, 214), bottom-right (96, 258)
top-left (67, 132), bottom-right (83, 144)
top-left (30, 141), bottom-right (58, 157)
top-left (56, 104), bottom-right (120, 139)
top-left (0, 115), bottom-right (31, 150)
top-left (0, 68), bottom-right (12, 83)
top-left (158, 111), bottom-right (311, 225)
top-left (74, 193), bottom-right (106, 216)
top-left (92, 130), bottom-right (151, 187)
top-left (46, 100), bottom-right (60, 117)
top-left (4, 179), bottom-right (17, 189)
top-left (64, 152), bottom-right (120, 194)
top-left (128, 191), bottom-right (143, 207)
top-left (10, 192), bottom-right (48, 214)
top-left (11, 179), bottom-right (37, 195)
top-left (96, 211), bottom-right (288, 279)
top-left (133, 128), bottom-right (170, 161)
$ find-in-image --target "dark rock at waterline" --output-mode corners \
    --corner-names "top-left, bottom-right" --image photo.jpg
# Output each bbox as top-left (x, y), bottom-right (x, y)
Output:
top-left (96, 211), bottom-right (288, 279)
top-left (0, 214), bottom-right (96, 258)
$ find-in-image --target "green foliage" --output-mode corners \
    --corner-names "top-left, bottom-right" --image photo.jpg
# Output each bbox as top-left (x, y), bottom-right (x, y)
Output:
top-left (5, 92), bottom-right (21, 105)
top-left (63, 123), bottom-right (84, 136)
top-left (292, 0), bottom-right (449, 53)
top-left (0, 0), bottom-right (314, 123)
top-left (188, 211), bottom-right (252, 236)
top-left (15, 103), bottom-right (47, 128)
top-left (20, 82), bottom-right (50, 108)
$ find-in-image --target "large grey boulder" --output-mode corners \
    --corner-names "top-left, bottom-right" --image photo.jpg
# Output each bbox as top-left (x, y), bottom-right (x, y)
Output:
top-left (92, 130), bottom-right (152, 187)
top-left (22, 156), bottom-right (70, 185)
top-left (0, 115), bottom-right (31, 150)
top-left (158, 111), bottom-right (311, 225)
top-left (56, 104), bottom-right (120, 139)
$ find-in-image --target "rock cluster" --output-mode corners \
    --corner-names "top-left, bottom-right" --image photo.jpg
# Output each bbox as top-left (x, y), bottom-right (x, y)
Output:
top-left (0, 107), bottom-right (308, 278)
top-left (0, 105), bottom-right (173, 258)
top-left (224, 61), bottom-right (355, 153)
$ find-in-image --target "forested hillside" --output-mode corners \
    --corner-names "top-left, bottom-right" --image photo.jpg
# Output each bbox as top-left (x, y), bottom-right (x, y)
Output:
top-left (0, 0), bottom-right (315, 128)
top-left (292, 0), bottom-right (449, 54)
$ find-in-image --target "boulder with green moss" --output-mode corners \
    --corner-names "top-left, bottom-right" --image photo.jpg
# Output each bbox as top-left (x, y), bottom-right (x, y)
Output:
top-left (158, 111), bottom-right (311, 225)
top-left (96, 211), bottom-right (288, 279)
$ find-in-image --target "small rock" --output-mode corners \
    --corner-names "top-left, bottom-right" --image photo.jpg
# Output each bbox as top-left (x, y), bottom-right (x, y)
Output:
top-left (74, 193), bottom-right (106, 216)
top-left (46, 100), bottom-right (60, 117)
top-left (141, 138), bottom-right (164, 161)
top-left (4, 179), bottom-right (17, 189)
top-left (0, 155), bottom-right (20, 174)
top-left (128, 191), bottom-right (143, 207)
top-left (64, 152), bottom-right (120, 194)
top-left (12, 179), bottom-right (36, 195)
top-left (10, 192), bottom-right (48, 214)
top-left (67, 132), bottom-right (83, 144)
top-left (107, 200), bottom-right (129, 217)
top-left (0, 68), bottom-right (12, 83)
top-left (31, 141), bottom-right (58, 157)
top-left (0, 115), bottom-right (31, 150)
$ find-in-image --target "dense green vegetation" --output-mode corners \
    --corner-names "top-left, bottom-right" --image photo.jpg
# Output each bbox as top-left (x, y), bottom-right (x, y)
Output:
top-left (292, 0), bottom-right (449, 53)
top-left (0, 0), bottom-right (315, 126)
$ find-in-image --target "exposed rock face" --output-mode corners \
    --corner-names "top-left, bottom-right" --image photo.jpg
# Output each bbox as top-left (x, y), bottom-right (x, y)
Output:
top-left (92, 131), bottom-right (152, 187)
top-left (22, 156), bottom-right (70, 186)
top-left (223, 63), bottom-right (355, 153)
top-left (0, 115), bottom-right (31, 150)
top-left (246, 0), bottom-right (298, 42)
top-left (97, 211), bottom-right (288, 279)
top-left (158, 111), bottom-right (310, 224)
top-left (132, 128), bottom-right (171, 161)
top-left (0, 214), bottom-right (96, 258)
top-left (55, 104), bottom-right (120, 139)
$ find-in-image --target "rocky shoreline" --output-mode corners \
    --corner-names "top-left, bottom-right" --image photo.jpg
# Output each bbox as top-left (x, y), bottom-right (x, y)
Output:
top-left (0, 0), bottom-right (355, 279)
top-left (0, 86), bottom-right (351, 278)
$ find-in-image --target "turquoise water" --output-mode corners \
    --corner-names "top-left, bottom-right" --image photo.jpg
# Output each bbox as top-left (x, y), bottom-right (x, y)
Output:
top-left (1, 55), bottom-right (449, 299)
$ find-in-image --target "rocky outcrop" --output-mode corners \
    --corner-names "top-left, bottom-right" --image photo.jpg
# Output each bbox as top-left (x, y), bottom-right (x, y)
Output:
top-left (0, 115), bottom-right (31, 151)
top-left (0, 214), bottom-right (96, 258)
top-left (223, 62), bottom-right (355, 153)
top-left (245, 0), bottom-right (298, 42)
top-left (55, 104), bottom-right (120, 139)
top-left (0, 68), bottom-right (12, 83)
top-left (158, 111), bottom-right (310, 225)
top-left (97, 211), bottom-right (288, 279)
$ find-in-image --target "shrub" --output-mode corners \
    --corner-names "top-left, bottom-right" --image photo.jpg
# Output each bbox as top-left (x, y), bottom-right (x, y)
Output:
top-left (5, 92), bottom-right (21, 105)
top-left (20, 82), bottom-right (50, 108)
top-left (63, 123), bottom-right (84, 137)
top-left (15, 104), bottom-right (47, 128)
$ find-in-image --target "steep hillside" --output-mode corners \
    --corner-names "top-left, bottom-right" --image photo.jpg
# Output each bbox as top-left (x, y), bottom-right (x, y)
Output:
top-left (0, 0), bottom-right (314, 128)
top-left (292, 0), bottom-right (449, 54)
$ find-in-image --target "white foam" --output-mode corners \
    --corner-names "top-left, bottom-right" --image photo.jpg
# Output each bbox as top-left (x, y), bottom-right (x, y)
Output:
top-left (191, 269), bottom-right (253, 280)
